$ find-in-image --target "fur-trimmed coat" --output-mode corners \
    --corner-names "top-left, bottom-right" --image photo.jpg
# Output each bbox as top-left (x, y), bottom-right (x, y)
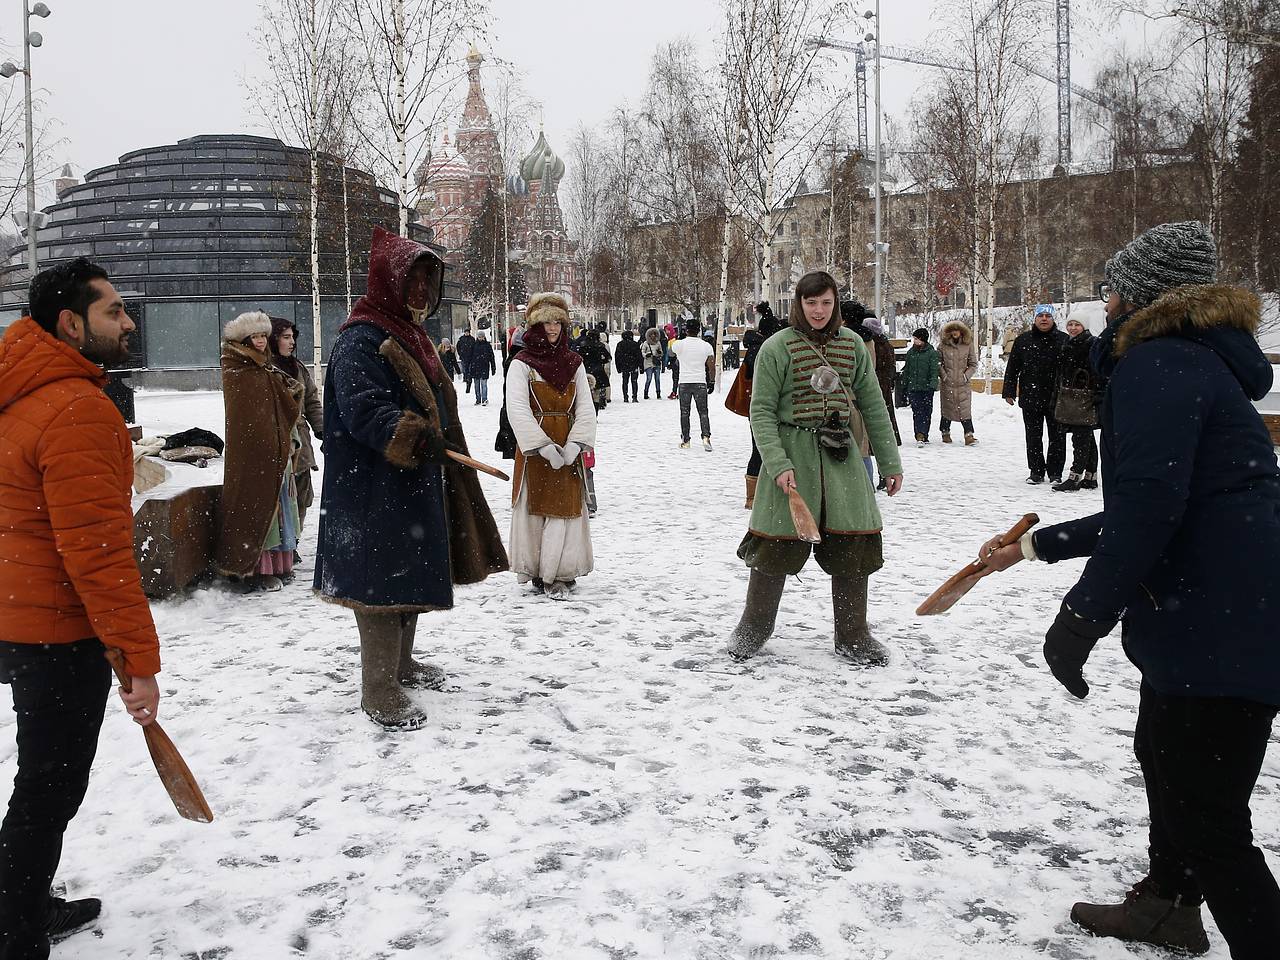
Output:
top-left (1031, 285), bottom-right (1280, 704)
top-left (214, 340), bottom-right (303, 577)
top-left (938, 321), bottom-right (978, 421)
top-left (313, 323), bottom-right (509, 612)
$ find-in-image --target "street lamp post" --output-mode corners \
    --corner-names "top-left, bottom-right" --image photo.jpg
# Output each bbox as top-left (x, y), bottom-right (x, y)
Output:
top-left (871, 1), bottom-right (884, 329)
top-left (1, 1), bottom-right (52, 275)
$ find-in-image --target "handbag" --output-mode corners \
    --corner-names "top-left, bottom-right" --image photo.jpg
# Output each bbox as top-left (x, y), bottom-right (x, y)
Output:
top-left (724, 365), bottom-right (752, 417)
top-left (893, 371), bottom-right (909, 408)
top-left (1054, 370), bottom-right (1098, 428)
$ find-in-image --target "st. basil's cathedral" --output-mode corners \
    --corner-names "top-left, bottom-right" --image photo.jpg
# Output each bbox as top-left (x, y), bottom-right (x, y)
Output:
top-left (415, 46), bottom-right (579, 312)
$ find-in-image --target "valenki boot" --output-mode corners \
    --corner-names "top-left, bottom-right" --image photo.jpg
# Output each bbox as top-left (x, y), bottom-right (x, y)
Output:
top-left (356, 611), bottom-right (428, 730)
top-left (726, 570), bottom-right (786, 661)
top-left (832, 575), bottom-right (889, 665)
top-left (1071, 878), bottom-right (1210, 955)
top-left (397, 613), bottom-right (446, 690)
top-left (744, 475), bottom-right (758, 510)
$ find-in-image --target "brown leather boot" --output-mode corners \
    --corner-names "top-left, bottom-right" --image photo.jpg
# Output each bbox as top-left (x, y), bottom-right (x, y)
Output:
top-left (397, 613), bottom-right (446, 690)
top-left (1071, 878), bottom-right (1210, 955)
top-left (355, 611), bottom-right (428, 730)
top-left (744, 475), bottom-right (758, 510)
top-left (964, 433), bottom-right (978, 446)
top-left (832, 576), bottom-right (889, 665)
top-left (726, 570), bottom-right (785, 661)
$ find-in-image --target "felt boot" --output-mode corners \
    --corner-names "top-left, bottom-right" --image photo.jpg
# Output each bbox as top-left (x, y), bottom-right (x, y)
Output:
top-left (726, 570), bottom-right (786, 661)
top-left (1071, 879), bottom-right (1210, 955)
top-left (356, 611), bottom-right (428, 730)
top-left (744, 475), bottom-right (757, 509)
top-left (832, 575), bottom-right (889, 665)
top-left (397, 614), bottom-right (446, 690)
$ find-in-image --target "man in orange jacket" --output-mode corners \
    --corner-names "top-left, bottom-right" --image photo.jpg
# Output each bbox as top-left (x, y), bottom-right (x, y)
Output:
top-left (0, 257), bottom-right (161, 959)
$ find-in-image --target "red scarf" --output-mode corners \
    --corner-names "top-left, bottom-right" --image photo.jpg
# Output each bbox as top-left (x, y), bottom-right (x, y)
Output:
top-left (518, 323), bottom-right (582, 393)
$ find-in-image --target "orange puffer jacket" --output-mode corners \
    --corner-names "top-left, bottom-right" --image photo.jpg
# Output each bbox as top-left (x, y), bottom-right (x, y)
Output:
top-left (0, 317), bottom-right (160, 675)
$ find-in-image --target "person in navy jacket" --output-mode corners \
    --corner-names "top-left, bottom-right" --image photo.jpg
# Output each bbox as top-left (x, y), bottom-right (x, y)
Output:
top-left (981, 221), bottom-right (1280, 958)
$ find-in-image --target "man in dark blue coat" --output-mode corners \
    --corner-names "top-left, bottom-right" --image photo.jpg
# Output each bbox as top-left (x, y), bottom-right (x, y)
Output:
top-left (982, 221), bottom-right (1280, 957)
top-left (1003, 304), bottom-right (1068, 483)
top-left (315, 227), bottom-right (508, 730)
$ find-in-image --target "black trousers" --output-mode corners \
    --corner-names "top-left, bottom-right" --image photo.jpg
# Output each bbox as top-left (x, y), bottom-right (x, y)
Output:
top-left (1134, 682), bottom-right (1280, 958)
top-left (678, 384), bottom-right (710, 441)
top-left (621, 369), bottom-right (639, 400)
top-left (746, 432), bottom-right (763, 478)
top-left (1021, 408), bottom-right (1066, 479)
top-left (0, 639), bottom-right (111, 960)
top-left (1067, 427), bottom-right (1098, 475)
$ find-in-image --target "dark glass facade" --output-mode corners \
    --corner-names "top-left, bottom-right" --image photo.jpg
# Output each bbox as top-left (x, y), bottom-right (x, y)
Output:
top-left (0, 134), bottom-right (464, 368)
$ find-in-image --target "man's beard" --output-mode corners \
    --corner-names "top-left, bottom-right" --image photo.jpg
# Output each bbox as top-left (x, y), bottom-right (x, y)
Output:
top-left (81, 329), bottom-right (130, 368)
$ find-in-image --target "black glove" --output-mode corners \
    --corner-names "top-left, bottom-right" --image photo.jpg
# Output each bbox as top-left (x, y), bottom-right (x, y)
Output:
top-left (1042, 601), bottom-right (1114, 699)
top-left (418, 430), bottom-right (449, 465)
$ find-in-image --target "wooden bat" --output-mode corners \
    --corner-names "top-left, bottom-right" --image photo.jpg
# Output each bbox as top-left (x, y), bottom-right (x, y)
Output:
top-left (916, 513), bottom-right (1040, 616)
top-left (446, 449), bottom-right (510, 482)
top-left (786, 486), bottom-right (822, 544)
top-left (104, 649), bottom-right (214, 824)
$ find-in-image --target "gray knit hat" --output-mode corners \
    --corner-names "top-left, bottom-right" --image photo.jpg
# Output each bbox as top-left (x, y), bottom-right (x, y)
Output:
top-left (1104, 221), bottom-right (1217, 308)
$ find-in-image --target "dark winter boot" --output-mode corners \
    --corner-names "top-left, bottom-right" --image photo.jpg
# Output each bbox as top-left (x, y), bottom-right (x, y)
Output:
top-left (47, 896), bottom-right (101, 943)
top-left (1080, 471), bottom-right (1098, 489)
top-left (1052, 473), bottom-right (1082, 492)
top-left (355, 611), bottom-right (428, 730)
top-left (744, 475), bottom-right (758, 510)
top-left (1071, 878), bottom-right (1210, 955)
top-left (832, 576), bottom-right (889, 666)
top-left (397, 614), bottom-right (446, 690)
top-left (726, 570), bottom-right (786, 661)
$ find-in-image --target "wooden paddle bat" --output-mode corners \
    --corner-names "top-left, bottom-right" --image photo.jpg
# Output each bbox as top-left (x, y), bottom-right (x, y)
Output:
top-left (916, 513), bottom-right (1040, 616)
top-left (786, 486), bottom-right (822, 544)
top-left (104, 649), bottom-right (214, 824)
top-left (446, 449), bottom-right (510, 482)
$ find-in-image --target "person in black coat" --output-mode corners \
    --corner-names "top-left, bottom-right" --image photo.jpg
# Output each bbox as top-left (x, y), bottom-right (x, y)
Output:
top-left (980, 221), bottom-right (1280, 958)
top-left (455, 330), bottom-right (476, 394)
top-left (576, 329), bottom-right (612, 411)
top-left (1051, 317), bottom-right (1102, 492)
top-left (466, 333), bottom-right (497, 406)
top-left (614, 329), bottom-right (643, 402)
top-left (739, 302), bottom-right (787, 507)
top-left (1003, 305), bottom-right (1068, 483)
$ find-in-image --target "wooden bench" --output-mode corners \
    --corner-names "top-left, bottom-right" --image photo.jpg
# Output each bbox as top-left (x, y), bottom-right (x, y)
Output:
top-left (1263, 413), bottom-right (1280, 449)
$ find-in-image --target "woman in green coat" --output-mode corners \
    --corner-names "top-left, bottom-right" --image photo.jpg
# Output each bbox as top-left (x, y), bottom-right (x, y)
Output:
top-left (902, 328), bottom-right (941, 446)
top-left (727, 271), bottom-right (904, 665)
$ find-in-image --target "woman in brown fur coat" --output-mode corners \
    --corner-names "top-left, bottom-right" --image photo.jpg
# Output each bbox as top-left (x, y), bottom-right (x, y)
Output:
top-left (938, 319), bottom-right (979, 444)
top-left (214, 310), bottom-right (303, 591)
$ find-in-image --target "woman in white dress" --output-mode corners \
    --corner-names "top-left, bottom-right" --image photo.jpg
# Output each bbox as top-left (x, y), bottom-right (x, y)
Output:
top-left (505, 293), bottom-right (598, 599)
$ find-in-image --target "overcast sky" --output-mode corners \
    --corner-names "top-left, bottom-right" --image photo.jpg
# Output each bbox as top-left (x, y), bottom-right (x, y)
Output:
top-left (4, 0), bottom-right (1157, 193)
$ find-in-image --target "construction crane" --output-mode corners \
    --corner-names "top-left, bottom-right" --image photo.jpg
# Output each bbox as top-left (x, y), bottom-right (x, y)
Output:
top-left (811, 8), bottom-right (1113, 168)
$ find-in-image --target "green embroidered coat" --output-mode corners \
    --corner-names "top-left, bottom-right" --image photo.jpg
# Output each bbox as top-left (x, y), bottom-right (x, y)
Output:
top-left (749, 326), bottom-right (903, 539)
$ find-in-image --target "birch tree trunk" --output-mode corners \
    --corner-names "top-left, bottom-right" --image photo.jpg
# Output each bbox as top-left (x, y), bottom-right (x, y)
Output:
top-left (395, 0), bottom-right (409, 238)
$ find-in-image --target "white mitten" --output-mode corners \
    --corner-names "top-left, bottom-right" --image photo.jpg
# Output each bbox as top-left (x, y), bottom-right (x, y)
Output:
top-left (560, 442), bottom-right (581, 465)
top-left (539, 444), bottom-right (565, 470)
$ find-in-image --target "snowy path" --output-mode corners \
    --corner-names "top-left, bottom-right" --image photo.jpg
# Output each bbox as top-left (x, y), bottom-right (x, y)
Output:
top-left (9, 386), bottom-right (1277, 959)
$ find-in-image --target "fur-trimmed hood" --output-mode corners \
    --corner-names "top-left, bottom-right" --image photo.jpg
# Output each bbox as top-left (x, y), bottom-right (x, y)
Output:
top-left (526, 292), bottom-right (570, 328)
top-left (941, 320), bottom-right (973, 345)
top-left (223, 310), bottom-right (273, 343)
top-left (1116, 283), bottom-right (1272, 401)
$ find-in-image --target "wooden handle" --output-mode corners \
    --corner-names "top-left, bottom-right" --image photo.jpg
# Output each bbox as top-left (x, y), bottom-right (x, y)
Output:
top-left (991, 513), bottom-right (1040, 554)
top-left (786, 486), bottom-right (822, 544)
top-left (446, 448), bottom-right (511, 482)
top-left (104, 647), bottom-right (131, 692)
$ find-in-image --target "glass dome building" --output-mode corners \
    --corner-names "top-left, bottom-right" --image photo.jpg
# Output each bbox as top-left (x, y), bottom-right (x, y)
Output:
top-left (0, 134), bottom-right (462, 376)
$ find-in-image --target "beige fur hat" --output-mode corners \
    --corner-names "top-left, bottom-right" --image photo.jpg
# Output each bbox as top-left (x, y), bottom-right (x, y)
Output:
top-left (223, 310), bottom-right (273, 343)
top-left (525, 293), bottom-right (570, 328)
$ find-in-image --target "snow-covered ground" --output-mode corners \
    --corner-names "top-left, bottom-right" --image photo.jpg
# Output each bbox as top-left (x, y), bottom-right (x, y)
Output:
top-left (8, 385), bottom-right (1278, 959)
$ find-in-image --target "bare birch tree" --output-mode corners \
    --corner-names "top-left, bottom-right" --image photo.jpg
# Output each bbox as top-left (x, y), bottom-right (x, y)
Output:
top-left (253, 0), bottom-right (349, 380)
top-left (344, 0), bottom-right (489, 238)
top-left (720, 0), bottom-right (853, 305)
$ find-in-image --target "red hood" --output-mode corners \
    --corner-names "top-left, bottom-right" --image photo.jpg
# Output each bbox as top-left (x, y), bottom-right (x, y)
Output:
top-left (0, 317), bottom-right (107, 412)
top-left (356, 225), bottom-right (444, 324)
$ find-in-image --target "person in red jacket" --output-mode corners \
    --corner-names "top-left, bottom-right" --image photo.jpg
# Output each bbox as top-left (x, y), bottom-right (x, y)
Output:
top-left (0, 257), bottom-right (161, 958)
